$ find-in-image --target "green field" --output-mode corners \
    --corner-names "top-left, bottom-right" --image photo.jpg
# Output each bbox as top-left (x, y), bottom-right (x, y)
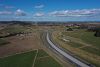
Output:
top-left (62, 29), bottom-right (100, 55)
top-left (81, 46), bottom-right (100, 56)
top-left (0, 26), bottom-right (26, 34)
top-left (63, 29), bottom-right (100, 49)
top-left (0, 50), bottom-right (37, 67)
top-left (34, 50), bottom-right (62, 67)
top-left (66, 41), bottom-right (83, 48)
top-left (35, 57), bottom-right (61, 67)
top-left (56, 29), bottom-right (100, 67)
top-left (0, 50), bottom-right (62, 67)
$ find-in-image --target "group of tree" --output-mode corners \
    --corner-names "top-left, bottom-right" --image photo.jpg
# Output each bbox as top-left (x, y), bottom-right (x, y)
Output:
top-left (94, 30), bottom-right (100, 37)
top-left (88, 27), bottom-right (100, 37)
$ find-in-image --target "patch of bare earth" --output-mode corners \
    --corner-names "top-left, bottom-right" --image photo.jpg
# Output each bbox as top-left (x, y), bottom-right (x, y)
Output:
top-left (0, 32), bottom-right (42, 57)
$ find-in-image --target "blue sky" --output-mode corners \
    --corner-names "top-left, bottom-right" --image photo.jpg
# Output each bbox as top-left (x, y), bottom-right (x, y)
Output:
top-left (0, 0), bottom-right (100, 21)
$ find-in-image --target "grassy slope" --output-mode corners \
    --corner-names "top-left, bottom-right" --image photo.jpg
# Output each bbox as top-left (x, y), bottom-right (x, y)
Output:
top-left (63, 30), bottom-right (100, 56)
top-left (1, 26), bottom-right (26, 33)
top-left (63, 29), bottom-right (100, 48)
top-left (53, 31), bottom-right (100, 67)
top-left (81, 46), bottom-right (100, 56)
top-left (66, 41), bottom-right (83, 48)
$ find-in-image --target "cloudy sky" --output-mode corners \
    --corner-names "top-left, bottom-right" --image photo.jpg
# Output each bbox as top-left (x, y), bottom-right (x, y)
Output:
top-left (0, 0), bottom-right (100, 21)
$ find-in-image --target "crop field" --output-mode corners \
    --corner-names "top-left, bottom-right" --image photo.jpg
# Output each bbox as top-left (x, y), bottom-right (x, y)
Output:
top-left (0, 50), bottom-right (37, 67)
top-left (0, 50), bottom-right (62, 67)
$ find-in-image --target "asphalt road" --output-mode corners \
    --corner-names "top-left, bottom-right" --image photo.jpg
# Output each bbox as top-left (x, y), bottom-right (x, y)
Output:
top-left (43, 31), bottom-right (93, 67)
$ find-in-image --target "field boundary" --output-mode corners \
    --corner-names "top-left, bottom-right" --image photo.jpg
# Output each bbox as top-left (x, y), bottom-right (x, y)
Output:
top-left (32, 49), bottom-right (38, 67)
top-left (37, 56), bottom-right (49, 60)
top-left (0, 49), bottom-right (37, 59)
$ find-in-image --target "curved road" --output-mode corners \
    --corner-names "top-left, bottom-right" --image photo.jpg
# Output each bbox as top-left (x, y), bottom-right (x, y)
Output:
top-left (46, 32), bottom-right (93, 67)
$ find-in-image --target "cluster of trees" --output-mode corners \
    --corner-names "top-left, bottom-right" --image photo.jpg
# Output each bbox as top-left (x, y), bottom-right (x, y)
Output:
top-left (94, 30), bottom-right (100, 37)
top-left (0, 32), bottom-right (21, 38)
top-left (66, 28), bottom-right (73, 31)
top-left (88, 27), bottom-right (100, 37)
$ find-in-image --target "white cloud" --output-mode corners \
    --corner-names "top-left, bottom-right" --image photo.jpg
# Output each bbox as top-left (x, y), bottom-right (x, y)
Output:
top-left (0, 4), bottom-right (15, 9)
top-left (49, 9), bottom-right (100, 17)
top-left (0, 11), bottom-right (12, 15)
top-left (34, 12), bottom-right (44, 17)
top-left (4, 6), bottom-right (14, 9)
top-left (15, 9), bottom-right (26, 16)
top-left (34, 4), bottom-right (44, 9)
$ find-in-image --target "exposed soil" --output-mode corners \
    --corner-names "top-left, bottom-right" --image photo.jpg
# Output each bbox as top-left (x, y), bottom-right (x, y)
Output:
top-left (0, 32), bottom-right (42, 57)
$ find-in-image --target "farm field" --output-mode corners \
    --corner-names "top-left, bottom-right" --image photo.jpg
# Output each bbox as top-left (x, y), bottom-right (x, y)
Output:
top-left (0, 0), bottom-right (100, 66)
top-left (34, 50), bottom-right (62, 67)
top-left (0, 25), bottom-right (42, 57)
top-left (62, 29), bottom-right (100, 55)
top-left (0, 50), bottom-right (62, 67)
top-left (62, 29), bottom-right (100, 49)
top-left (0, 22), bottom-right (100, 67)
top-left (0, 50), bottom-right (37, 67)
